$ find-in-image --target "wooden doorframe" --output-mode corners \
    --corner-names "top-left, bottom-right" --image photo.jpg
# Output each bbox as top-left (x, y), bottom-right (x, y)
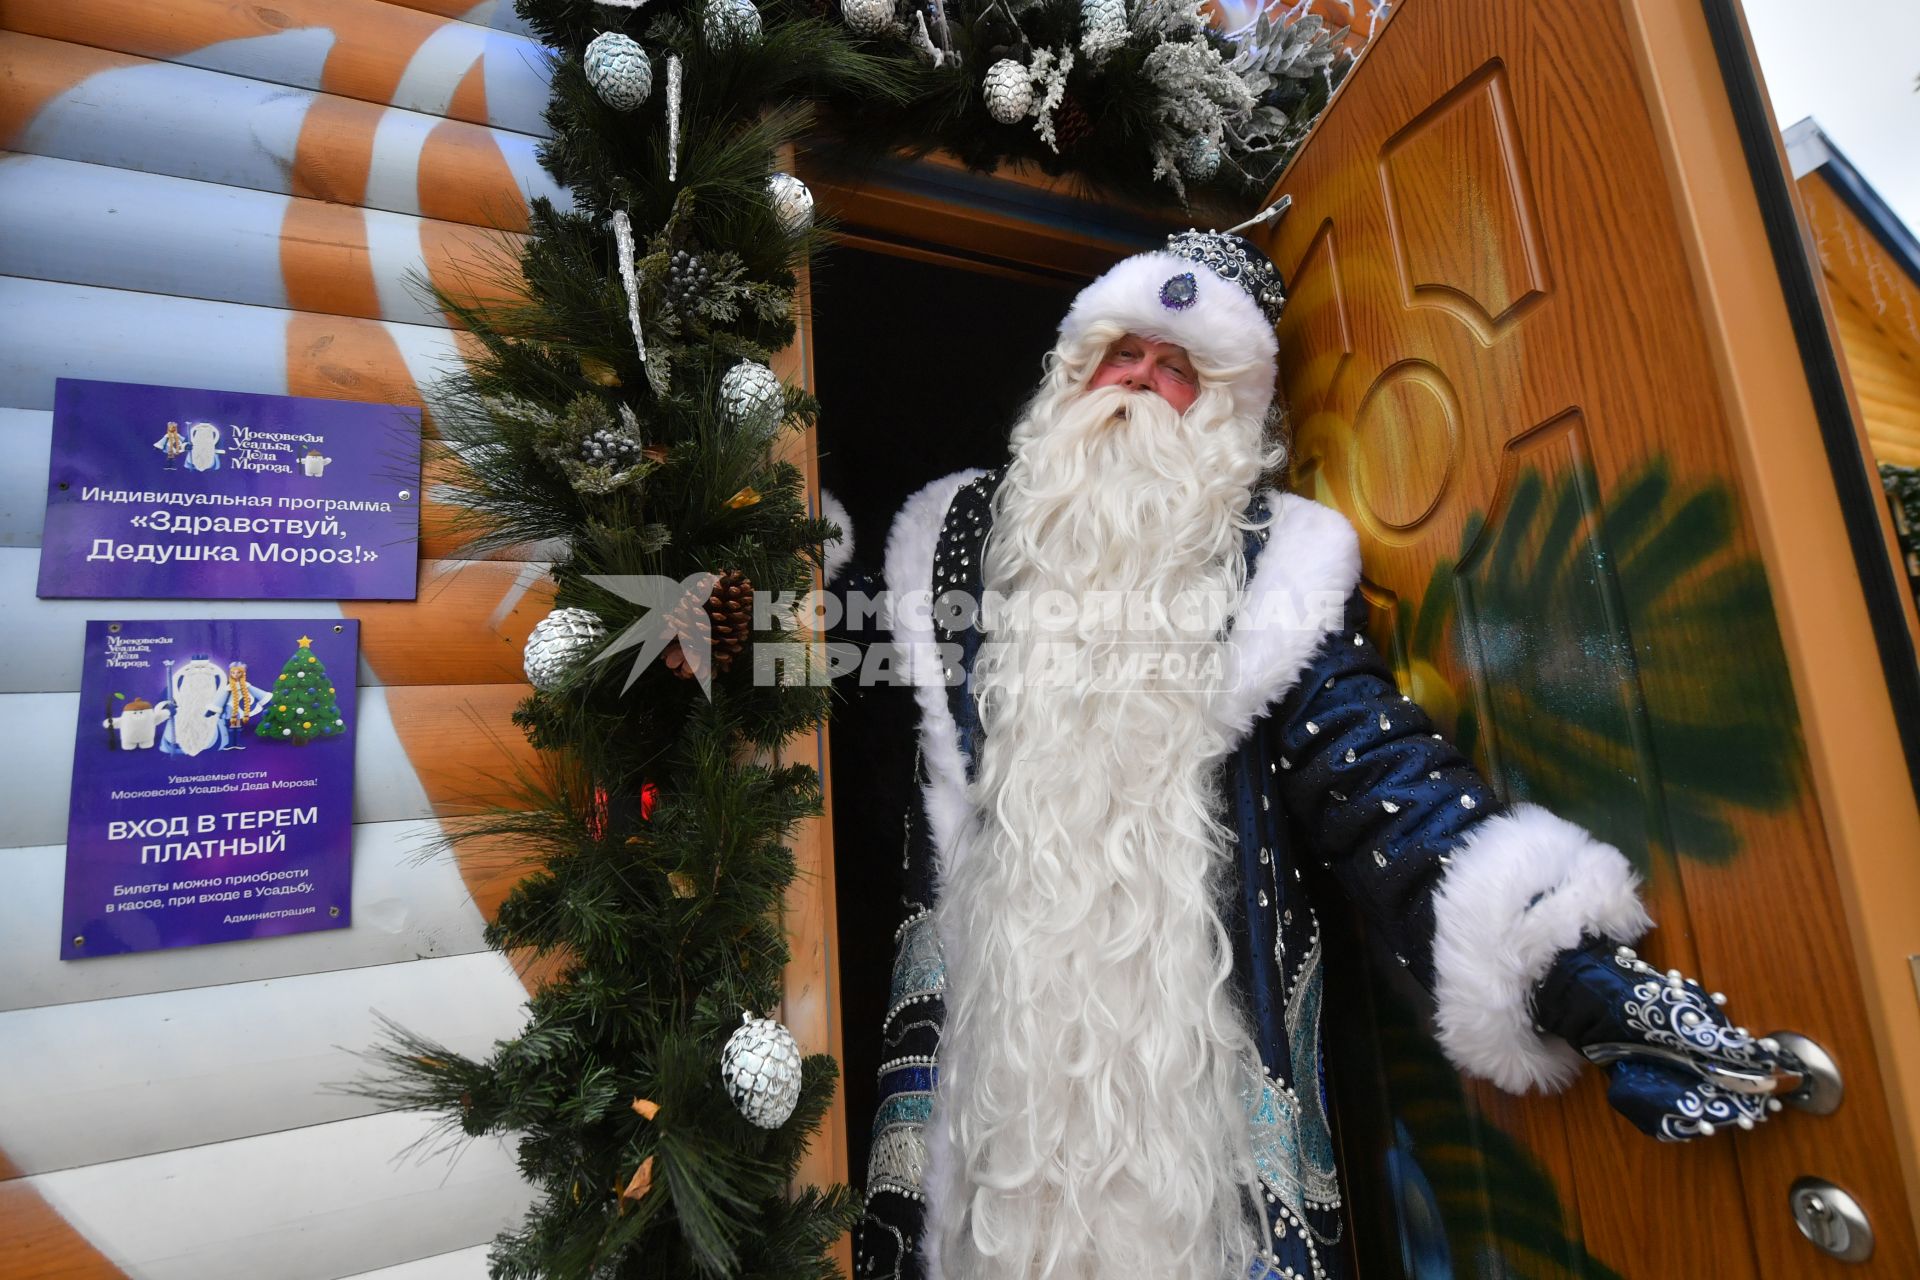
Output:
top-left (1618, 0), bottom-right (1920, 1234)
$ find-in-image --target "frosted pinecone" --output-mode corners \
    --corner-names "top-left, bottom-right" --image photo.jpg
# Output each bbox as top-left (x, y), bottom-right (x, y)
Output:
top-left (666, 249), bottom-right (713, 310)
top-left (580, 426), bottom-right (644, 471)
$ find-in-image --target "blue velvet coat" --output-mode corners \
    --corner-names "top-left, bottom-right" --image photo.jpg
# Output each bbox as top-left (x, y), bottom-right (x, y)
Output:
top-left (852, 470), bottom-right (1619, 1280)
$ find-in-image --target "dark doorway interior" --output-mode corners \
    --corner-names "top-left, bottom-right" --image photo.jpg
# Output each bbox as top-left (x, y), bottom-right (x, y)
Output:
top-left (811, 245), bottom-right (1078, 1188)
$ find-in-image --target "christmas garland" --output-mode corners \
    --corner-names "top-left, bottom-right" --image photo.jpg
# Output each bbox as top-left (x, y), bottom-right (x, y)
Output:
top-left (821, 0), bottom-right (1362, 198)
top-left (354, 1), bottom-right (1363, 1275)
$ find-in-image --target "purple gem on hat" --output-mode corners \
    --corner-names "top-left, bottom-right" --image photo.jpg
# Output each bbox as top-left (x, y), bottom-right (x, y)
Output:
top-left (1159, 272), bottom-right (1198, 310)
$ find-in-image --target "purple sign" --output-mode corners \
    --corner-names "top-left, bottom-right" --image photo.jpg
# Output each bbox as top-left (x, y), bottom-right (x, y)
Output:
top-left (38, 378), bottom-right (421, 600)
top-left (62, 619), bottom-right (360, 960)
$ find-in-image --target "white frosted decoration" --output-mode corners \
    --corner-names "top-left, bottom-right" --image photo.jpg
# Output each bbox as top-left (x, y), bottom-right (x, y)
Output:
top-left (611, 209), bottom-right (647, 365)
top-left (523, 608), bottom-right (608, 692)
top-left (841, 0), bottom-right (894, 37)
top-left (702, 0), bottom-right (763, 48)
top-left (719, 360), bottom-right (783, 434)
top-left (766, 171), bottom-right (814, 236)
top-left (583, 32), bottom-right (652, 110)
top-left (982, 58), bottom-right (1035, 124)
top-left (667, 54), bottom-right (683, 183)
top-left (720, 1014), bottom-right (803, 1128)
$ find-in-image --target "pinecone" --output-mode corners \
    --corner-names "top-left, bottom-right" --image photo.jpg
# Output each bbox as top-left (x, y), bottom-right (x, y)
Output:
top-left (662, 569), bottom-right (754, 679)
top-left (1054, 90), bottom-right (1093, 154)
top-left (665, 249), bottom-right (713, 311)
top-left (706, 568), bottom-right (753, 673)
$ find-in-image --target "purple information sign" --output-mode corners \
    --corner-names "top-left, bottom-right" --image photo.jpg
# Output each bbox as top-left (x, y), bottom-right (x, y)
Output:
top-left (38, 378), bottom-right (421, 600)
top-left (62, 619), bottom-right (360, 960)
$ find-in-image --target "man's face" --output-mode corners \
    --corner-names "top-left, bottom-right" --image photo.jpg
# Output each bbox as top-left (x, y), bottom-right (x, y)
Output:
top-left (1088, 333), bottom-right (1199, 414)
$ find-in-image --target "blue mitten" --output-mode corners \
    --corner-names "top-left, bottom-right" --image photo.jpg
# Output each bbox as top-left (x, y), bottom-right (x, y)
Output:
top-left (1532, 938), bottom-right (1805, 1140)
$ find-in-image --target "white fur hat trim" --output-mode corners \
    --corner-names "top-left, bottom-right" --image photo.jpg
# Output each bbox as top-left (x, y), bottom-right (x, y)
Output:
top-left (1057, 249), bottom-right (1280, 425)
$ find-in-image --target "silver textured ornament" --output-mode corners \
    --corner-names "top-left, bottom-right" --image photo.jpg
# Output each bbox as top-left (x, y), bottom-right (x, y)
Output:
top-left (840, 0), bottom-right (893, 37)
top-left (583, 32), bottom-right (652, 110)
top-left (702, 0), bottom-right (763, 48)
top-left (1078, 0), bottom-right (1125, 61)
top-left (720, 1013), bottom-right (803, 1129)
top-left (1178, 134), bottom-right (1222, 181)
top-left (720, 360), bottom-right (783, 434)
top-left (523, 608), bottom-right (608, 692)
top-left (766, 171), bottom-right (814, 236)
top-left (982, 58), bottom-right (1034, 124)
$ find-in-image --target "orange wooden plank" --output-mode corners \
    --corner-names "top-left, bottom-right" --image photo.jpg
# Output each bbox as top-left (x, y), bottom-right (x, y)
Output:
top-left (3, 0), bottom-right (494, 130)
top-left (0, 30), bottom-right (138, 151)
top-left (346, 559), bottom-right (553, 688)
top-left (0, 1180), bottom-right (129, 1280)
top-left (383, 682), bottom-right (541, 814)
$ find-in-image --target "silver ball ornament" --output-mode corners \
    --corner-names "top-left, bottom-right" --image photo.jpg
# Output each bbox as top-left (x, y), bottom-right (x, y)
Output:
top-left (1178, 134), bottom-right (1222, 182)
top-left (766, 171), bottom-right (814, 236)
top-left (523, 607), bottom-right (608, 692)
top-left (583, 32), bottom-right (652, 110)
top-left (719, 360), bottom-right (784, 434)
top-left (840, 0), bottom-right (894, 37)
top-left (720, 1013), bottom-right (803, 1129)
top-left (982, 59), bottom-right (1034, 125)
top-left (702, 0), bottom-right (763, 49)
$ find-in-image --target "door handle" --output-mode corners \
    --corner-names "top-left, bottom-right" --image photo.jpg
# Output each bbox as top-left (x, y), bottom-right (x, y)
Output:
top-left (1767, 1031), bottom-right (1844, 1115)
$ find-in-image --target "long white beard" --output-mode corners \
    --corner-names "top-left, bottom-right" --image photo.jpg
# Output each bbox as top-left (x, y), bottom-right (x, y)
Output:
top-left (189, 424), bottom-right (218, 470)
top-left (171, 664), bottom-right (225, 756)
top-left (928, 382), bottom-right (1271, 1279)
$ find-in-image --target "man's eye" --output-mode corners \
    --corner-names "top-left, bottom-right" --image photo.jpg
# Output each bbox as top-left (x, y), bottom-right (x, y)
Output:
top-left (1167, 366), bottom-right (1195, 383)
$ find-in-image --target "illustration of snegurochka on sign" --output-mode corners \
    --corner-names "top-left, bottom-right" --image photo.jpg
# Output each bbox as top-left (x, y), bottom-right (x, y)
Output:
top-left (62, 619), bottom-right (360, 960)
top-left (39, 378), bottom-right (422, 601)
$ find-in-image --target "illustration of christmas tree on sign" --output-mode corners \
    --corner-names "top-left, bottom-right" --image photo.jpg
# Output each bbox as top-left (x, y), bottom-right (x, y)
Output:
top-left (256, 636), bottom-right (346, 746)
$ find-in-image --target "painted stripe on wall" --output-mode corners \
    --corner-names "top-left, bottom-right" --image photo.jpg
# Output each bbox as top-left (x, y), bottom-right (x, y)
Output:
top-left (0, 950), bottom-right (529, 1177)
top-left (4, 0), bottom-right (552, 136)
top-left (0, 33), bottom-right (565, 228)
top-left (0, 276), bottom-right (462, 414)
top-left (0, 0), bottom-right (561, 1268)
top-left (0, 153), bottom-right (523, 330)
top-left (21, 1109), bottom-right (533, 1280)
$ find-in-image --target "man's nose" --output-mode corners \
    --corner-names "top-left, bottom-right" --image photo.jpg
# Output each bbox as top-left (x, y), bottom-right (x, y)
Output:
top-left (1118, 359), bottom-right (1149, 387)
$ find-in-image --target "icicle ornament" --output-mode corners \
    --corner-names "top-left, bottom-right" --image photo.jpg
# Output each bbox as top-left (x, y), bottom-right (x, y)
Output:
top-left (611, 209), bottom-right (647, 366)
top-left (666, 54), bottom-right (683, 182)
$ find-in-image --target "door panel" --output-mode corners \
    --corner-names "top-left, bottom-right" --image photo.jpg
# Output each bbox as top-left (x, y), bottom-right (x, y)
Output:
top-left (1258, 0), bottom-right (1919, 1274)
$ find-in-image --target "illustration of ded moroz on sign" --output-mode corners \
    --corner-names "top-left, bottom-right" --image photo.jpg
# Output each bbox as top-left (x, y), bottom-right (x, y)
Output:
top-left (37, 378), bottom-right (421, 599)
top-left (63, 619), bottom-right (360, 959)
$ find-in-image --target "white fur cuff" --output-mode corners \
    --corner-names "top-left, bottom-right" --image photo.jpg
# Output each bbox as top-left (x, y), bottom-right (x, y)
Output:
top-left (820, 488), bottom-right (854, 582)
top-left (1429, 803), bottom-right (1652, 1094)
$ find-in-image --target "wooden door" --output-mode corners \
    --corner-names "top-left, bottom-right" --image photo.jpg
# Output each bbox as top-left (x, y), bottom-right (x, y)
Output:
top-left (1255, 0), bottom-right (1920, 1275)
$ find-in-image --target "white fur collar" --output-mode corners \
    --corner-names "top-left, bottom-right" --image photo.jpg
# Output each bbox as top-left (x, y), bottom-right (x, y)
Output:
top-left (883, 474), bottom-right (1361, 876)
top-left (883, 469), bottom-right (987, 881)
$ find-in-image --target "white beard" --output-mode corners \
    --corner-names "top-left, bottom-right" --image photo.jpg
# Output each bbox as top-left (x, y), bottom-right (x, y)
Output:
top-left (927, 381), bottom-right (1273, 1279)
top-left (189, 424), bottom-right (218, 470)
top-left (171, 663), bottom-right (225, 757)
